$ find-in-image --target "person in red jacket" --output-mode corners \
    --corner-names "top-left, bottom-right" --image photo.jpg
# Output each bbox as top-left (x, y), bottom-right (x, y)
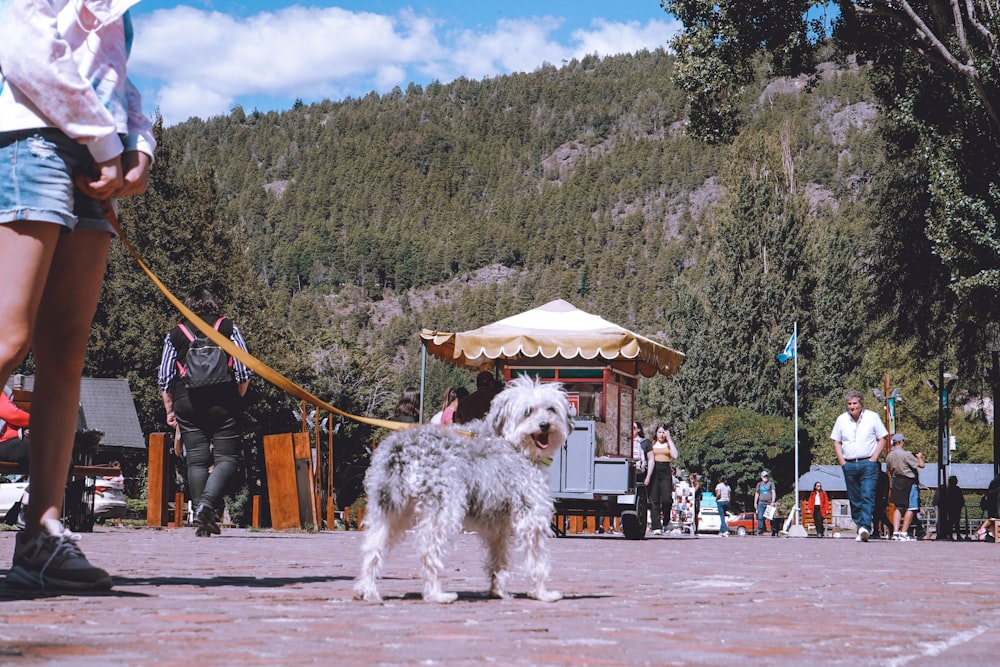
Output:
top-left (808, 482), bottom-right (831, 538)
top-left (0, 386), bottom-right (30, 467)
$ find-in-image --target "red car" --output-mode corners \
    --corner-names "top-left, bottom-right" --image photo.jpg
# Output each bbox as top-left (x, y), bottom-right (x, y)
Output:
top-left (726, 511), bottom-right (773, 536)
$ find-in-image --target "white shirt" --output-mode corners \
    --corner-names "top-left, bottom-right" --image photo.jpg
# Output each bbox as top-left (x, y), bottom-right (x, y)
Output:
top-left (830, 408), bottom-right (888, 460)
top-left (0, 0), bottom-right (155, 162)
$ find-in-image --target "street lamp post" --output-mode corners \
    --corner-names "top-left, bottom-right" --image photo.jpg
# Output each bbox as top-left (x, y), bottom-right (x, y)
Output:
top-left (990, 349), bottom-right (1000, 481)
top-left (926, 365), bottom-right (957, 540)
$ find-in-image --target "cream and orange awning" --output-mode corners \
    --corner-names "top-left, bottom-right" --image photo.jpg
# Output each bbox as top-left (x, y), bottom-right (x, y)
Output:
top-left (420, 299), bottom-right (684, 378)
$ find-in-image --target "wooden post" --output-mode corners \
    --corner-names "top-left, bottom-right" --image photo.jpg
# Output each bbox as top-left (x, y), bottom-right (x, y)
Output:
top-left (146, 432), bottom-right (170, 527)
top-left (263, 433), bottom-right (301, 530)
top-left (263, 432), bottom-right (316, 530)
top-left (327, 410), bottom-right (335, 531)
top-left (291, 432), bottom-right (317, 530)
top-left (173, 491), bottom-right (184, 527)
top-left (252, 495), bottom-right (261, 528)
top-left (310, 414), bottom-right (321, 532)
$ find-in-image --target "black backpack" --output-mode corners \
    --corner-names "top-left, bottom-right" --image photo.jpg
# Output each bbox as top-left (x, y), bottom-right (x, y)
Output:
top-left (175, 318), bottom-right (234, 389)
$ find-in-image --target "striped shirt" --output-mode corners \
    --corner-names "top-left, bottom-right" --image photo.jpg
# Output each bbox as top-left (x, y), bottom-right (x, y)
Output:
top-left (157, 321), bottom-right (252, 390)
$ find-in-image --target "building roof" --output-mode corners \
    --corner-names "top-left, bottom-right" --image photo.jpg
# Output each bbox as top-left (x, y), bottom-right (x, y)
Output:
top-left (15, 375), bottom-right (145, 449)
top-left (798, 463), bottom-right (998, 494)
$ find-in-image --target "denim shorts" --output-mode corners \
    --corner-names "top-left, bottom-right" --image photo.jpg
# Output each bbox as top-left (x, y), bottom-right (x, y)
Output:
top-left (0, 129), bottom-right (115, 234)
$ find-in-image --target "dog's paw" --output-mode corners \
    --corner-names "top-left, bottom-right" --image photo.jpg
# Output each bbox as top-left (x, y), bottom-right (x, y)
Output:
top-left (529, 588), bottom-right (562, 602)
top-left (424, 591), bottom-right (459, 604)
top-left (488, 586), bottom-right (511, 600)
top-left (352, 586), bottom-right (382, 603)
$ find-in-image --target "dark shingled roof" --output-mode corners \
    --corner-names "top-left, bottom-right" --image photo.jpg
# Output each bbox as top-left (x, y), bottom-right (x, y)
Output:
top-left (17, 376), bottom-right (145, 449)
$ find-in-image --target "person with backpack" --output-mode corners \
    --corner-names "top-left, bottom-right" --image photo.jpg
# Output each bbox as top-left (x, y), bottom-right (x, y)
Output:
top-left (158, 288), bottom-right (251, 536)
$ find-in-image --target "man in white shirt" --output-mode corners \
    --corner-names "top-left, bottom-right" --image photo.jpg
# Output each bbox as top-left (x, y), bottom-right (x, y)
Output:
top-left (831, 390), bottom-right (889, 542)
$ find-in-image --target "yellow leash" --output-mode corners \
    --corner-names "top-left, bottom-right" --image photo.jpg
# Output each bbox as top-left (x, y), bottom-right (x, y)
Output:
top-left (103, 204), bottom-right (408, 432)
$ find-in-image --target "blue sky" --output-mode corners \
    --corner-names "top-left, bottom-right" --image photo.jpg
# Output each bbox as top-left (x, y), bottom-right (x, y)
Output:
top-left (126, 1), bottom-right (682, 125)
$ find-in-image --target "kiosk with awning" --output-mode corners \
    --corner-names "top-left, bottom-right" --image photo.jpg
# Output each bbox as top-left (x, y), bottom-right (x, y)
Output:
top-left (420, 299), bottom-right (685, 539)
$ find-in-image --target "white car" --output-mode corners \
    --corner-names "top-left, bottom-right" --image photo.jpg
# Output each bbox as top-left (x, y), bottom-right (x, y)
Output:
top-left (697, 505), bottom-right (722, 533)
top-left (0, 474), bottom-right (29, 521)
top-left (92, 476), bottom-right (127, 522)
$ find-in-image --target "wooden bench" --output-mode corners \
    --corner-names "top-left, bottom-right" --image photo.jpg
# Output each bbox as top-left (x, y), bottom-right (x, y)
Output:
top-left (2, 388), bottom-right (120, 531)
top-left (800, 500), bottom-right (833, 534)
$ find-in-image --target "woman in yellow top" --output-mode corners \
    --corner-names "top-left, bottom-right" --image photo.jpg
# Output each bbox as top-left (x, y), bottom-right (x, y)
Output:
top-left (643, 424), bottom-right (678, 535)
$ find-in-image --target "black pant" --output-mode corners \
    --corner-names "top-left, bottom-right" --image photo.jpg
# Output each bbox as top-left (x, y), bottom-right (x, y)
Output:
top-left (648, 468), bottom-right (673, 531)
top-left (174, 383), bottom-right (243, 511)
top-left (813, 506), bottom-right (825, 536)
top-left (0, 437), bottom-right (30, 467)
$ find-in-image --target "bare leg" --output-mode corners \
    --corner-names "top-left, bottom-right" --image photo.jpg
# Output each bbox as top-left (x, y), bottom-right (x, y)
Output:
top-left (26, 229), bottom-right (111, 532)
top-left (901, 509), bottom-right (915, 534)
top-left (0, 222), bottom-right (60, 391)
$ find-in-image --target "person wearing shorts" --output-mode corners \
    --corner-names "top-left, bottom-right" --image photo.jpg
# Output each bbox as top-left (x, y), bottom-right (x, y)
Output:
top-left (0, 0), bottom-right (155, 592)
top-left (907, 480), bottom-right (923, 539)
top-left (885, 434), bottom-right (924, 541)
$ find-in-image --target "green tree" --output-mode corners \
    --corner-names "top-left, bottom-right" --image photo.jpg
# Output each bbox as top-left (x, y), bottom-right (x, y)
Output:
top-left (663, 0), bottom-right (1000, 334)
top-left (681, 406), bottom-right (796, 512)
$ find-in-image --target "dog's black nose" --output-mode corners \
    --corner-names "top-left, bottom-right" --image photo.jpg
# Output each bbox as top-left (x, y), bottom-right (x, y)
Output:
top-left (539, 422), bottom-right (550, 432)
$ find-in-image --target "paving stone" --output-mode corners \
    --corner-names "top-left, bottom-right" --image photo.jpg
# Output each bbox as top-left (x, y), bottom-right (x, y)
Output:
top-left (0, 528), bottom-right (997, 665)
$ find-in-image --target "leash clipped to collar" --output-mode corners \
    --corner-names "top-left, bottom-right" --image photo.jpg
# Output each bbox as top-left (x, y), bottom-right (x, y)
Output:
top-left (103, 203), bottom-right (409, 432)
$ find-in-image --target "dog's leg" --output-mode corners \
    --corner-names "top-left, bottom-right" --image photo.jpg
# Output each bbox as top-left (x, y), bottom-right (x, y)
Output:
top-left (520, 517), bottom-right (562, 602)
top-left (416, 508), bottom-right (460, 603)
top-left (353, 513), bottom-right (400, 603)
top-left (483, 527), bottom-right (511, 599)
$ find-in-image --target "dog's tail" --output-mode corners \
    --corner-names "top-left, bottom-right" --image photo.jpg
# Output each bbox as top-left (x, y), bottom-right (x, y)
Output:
top-left (364, 437), bottom-right (419, 519)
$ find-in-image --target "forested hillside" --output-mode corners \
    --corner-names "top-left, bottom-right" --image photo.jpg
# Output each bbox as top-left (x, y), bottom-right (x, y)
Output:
top-left (66, 48), bottom-right (993, 509)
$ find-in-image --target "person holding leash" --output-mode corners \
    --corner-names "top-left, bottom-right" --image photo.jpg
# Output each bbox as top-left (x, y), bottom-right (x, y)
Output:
top-left (0, 0), bottom-right (155, 591)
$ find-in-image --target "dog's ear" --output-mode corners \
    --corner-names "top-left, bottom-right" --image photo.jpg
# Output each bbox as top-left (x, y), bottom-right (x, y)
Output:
top-left (485, 386), bottom-right (510, 435)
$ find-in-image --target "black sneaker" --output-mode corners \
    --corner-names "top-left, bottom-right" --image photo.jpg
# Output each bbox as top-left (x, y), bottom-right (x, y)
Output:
top-left (194, 504), bottom-right (221, 536)
top-left (7, 520), bottom-right (112, 592)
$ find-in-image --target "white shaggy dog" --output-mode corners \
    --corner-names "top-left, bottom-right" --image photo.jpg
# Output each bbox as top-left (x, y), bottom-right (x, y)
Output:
top-left (353, 376), bottom-right (572, 603)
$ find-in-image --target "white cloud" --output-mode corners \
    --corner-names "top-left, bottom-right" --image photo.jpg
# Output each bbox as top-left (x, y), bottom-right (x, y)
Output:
top-left (448, 17), bottom-right (568, 80)
top-left (129, 7), bottom-right (681, 124)
top-left (571, 18), bottom-right (681, 59)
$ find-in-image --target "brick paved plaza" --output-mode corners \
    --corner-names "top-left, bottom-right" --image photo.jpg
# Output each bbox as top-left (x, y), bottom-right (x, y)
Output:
top-left (0, 527), bottom-right (997, 666)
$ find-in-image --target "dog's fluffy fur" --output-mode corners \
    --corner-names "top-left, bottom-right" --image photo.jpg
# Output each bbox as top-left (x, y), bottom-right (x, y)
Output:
top-left (353, 376), bottom-right (572, 603)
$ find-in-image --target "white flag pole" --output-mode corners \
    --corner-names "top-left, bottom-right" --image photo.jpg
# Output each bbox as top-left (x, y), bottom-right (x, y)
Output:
top-left (786, 322), bottom-right (808, 536)
top-left (793, 321), bottom-right (799, 524)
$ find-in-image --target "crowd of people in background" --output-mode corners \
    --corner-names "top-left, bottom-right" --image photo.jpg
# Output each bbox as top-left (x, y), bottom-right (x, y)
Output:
top-left (623, 388), bottom-right (1000, 542)
top-left (151, 369), bottom-right (1000, 546)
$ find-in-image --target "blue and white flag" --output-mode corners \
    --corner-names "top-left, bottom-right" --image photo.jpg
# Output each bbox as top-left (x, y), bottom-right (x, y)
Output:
top-left (776, 332), bottom-right (796, 363)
